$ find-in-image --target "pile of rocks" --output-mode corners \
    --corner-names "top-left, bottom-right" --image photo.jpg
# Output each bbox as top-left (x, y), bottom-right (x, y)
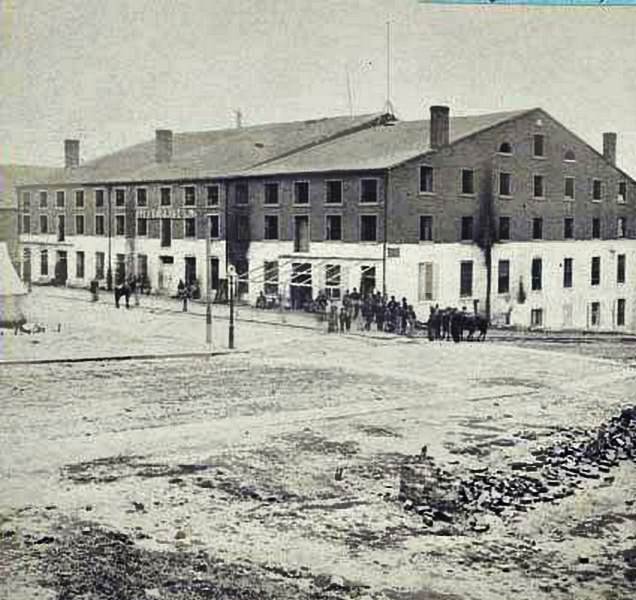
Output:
top-left (399, 406), bottom-right (636, 529)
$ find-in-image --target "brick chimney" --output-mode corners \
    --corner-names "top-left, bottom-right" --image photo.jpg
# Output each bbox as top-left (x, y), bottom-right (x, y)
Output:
top-left (155, 129), bottom-right (173, 163)
top-left (603, 132), bottom-right (617, 165)
top-left (64, 139), bottom-right (80, 169)
top-left (430, 105), bottom-right (450, 150)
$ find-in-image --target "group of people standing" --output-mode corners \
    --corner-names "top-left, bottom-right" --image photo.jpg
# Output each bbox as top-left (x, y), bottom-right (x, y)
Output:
top-left (426, 305), bottom-right (489, 342)
top-left (326, 289), bottom-right (418, 335)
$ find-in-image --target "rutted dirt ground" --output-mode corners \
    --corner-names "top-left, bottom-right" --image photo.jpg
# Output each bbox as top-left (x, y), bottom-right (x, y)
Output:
top-left (1, 288), bottom-right (635, 599)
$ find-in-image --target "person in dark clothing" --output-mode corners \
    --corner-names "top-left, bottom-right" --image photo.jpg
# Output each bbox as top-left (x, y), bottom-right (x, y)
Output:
top-left (400, 298), bottom-right (409, 334)
top-left (426, 306), bottom-right (436, 341)
top-left (375, 300), bottom-right (385, 332)
top-left (339, 306), bottom-right (347, 333)
top-left (350, 288), bottom-right (361, 320)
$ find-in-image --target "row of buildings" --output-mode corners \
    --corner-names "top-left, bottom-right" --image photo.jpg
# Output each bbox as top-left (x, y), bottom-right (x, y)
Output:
top-left (14, 106), bottom-right (636, 331)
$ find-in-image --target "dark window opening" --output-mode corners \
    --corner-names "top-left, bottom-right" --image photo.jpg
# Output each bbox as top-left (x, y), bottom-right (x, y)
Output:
top-left (264, 215), bottom-right (279, 240)
top-left (499, 172), bottom-right (512, 196)
top-left (593, 179), bottom-right (602, 201)
top-left (208, 215), bottom-right (220, 238)
top-left (360, 215), bottom-right (377, 242)
top-left (75, 190), bottom-right (84, 208)
top-left (564, 217), bottom-right (574, 239)
top-left (95, 189), bottom-right (104, 207)
top-left (294, 181), bottom-right (309, 204)
top-left (57, 215), bottom-right (65, 242)
top-left (419, 166), bottom-right (433, 193)
top-left (137, 188), bottom-right (147, 207)
top-left (591, 256), bottom-right (601, 286)
top-left (235, 182), bottom-right (249, 205)
top-left (460, 261), bottom-right (473, 297)
top-left (563, 257), bottom-right (573, 288)
top-left (617, 299), bottom-right (626, 326)
top-left (461, 216), bottom-right (473, 241)
top-left (531, 258), bottom-right (542, 291)
top-left (499, 216), bottom-right (510, 241)
top-left (76, 251), bottom-right (85, 279)
top-left (499, 142), bottom-right (512, 154)
top-left (461, 169), bottom-right (475, 194)
top-left (360, 179), bottom-right (378, 204)
top-left (532, 217), bottom-right (543, 240)
top-left (592, 218), bottom-right (601, 239)
top-left (95, 215), bottom-right (105, 236)
top-left (115, 189), bottom-right (125, 207)
top-left (56, 190), bottom-right (65, 208)
top-left (137, 218), bottom-right (147, 236)
top-left (533, 175), bottom-right (545, 198)
top-left (40, 215), bottom-right (48, 234)
top-left (115, 215), bottom-right (125, 236)
top-left (264, 182), bottom-right (279, 205)
top-left (161, 187), bottom-right (171, 206)
top-left (207, 185), bottom-right (219, 206)
top-left (326, 215), bottom-right (342, 241)
top-left (617, 254), bottom-right (626, 284)
top-left (75, 215), bottom-right (85, 235)
top-left (326, 180), bottom-right (343, 204)
top-left (419, 215), bottom-right (433, 241)
top-left (185, 218), bottom-right (196, 238)
top-left (498, 260), bottom-right (510, 294)
top-left (565, 177), bottom-right (575, 200)
top-left (184, 186), bottom-right (196, 206)
top-left (533, 134), bottom-right (544, 157)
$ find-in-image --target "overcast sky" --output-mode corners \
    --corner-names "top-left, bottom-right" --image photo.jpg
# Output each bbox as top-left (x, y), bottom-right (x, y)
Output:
top-left (1, 0), bottom-right (635, 172)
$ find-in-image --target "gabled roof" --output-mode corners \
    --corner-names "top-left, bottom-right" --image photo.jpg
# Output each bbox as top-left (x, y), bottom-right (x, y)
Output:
top-left (0, 164), bottom-right (63, 208)
top-left (31, 113), bottom-right (388, 186)
top-left (241, 109), bottom-right (533, 177)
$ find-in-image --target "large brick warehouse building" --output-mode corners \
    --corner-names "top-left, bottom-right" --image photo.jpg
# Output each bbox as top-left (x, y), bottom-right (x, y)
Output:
top-left (15, 106), bottom-right (636, 331)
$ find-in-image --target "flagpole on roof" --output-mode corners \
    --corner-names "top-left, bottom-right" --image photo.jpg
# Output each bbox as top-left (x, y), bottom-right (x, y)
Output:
top-left (384, 20), bottom-right (395, 116)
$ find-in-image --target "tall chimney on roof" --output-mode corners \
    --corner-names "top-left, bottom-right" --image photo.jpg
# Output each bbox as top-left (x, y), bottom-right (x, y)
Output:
top-left (235, 110), bottom-right (243, 129)
top-left (155, 129), bottom-right (173, 163)
top-left (603, 132), bottom-right (617, 165)
top-left (64, 139), bottom-right (80, 169)
top-left (430, 105), bottom-right (450, 150)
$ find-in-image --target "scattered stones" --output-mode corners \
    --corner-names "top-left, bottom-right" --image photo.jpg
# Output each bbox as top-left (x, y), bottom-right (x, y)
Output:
top-left (399, 406), bottom-right (636, 530)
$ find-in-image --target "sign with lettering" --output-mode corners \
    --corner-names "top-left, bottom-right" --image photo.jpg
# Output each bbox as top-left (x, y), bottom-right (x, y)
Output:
top-left (136, 208), bottom-right (196, 220)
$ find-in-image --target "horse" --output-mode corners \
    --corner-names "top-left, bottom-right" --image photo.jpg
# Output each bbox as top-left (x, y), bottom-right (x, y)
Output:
top-left (462, 314), bottom-right (489, 342)
top-left (114, 282), bottom-right (131, 308)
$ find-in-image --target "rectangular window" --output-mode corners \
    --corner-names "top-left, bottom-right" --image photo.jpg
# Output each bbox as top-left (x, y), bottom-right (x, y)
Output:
top-left (326, 180), bottom-right (343, 204)
top-left (237, 215), bottom-right (250, 241)
top-left (360, 215), bottom-right (377, 242)
top-left (95, 215), bottom-right (105, 236)
top-left (75, 214), bottom-right (84, 235)
top-left (136, 188), bottom-right (147, 207)
top-left (533, 175), bottom-right (545, 199)
top-left (115, 215), bottom-right (125, 236)
top-left (617, 299), bottom-right (626, 326)
top-left (22, 215), bottom-right (31, 234)
top-left (360, 178), bottom-right (378, 204)
top-left (565, 177), bottom-right (575, 200)
top-left (498, 260), bottom-right (510, 294)
top-left (56, 190), bottom-right (65, 208)
top-left (184, 186), bottom-right (196, 206)
top-left (590, 302), bottom-right (601, 327)
top-left (264, 215), bottom-right (279, 240)
top-left (208, 214), bottom-right (220, 239)
top-left (618, 182), bottom-right (627, 203)
top-left (264, 182), bottom-right (279, 205)
top-left (326, 214), bottom-right (342, 241)
top-left (57, 215), bottom-right (65, 242)
top-left (563, 257), bottom-right (573, 288)
top-left (137, 254), bottom-right (148, 281)
top-left (40, 249), bottom-right (48, 276)
top-left (137, 217), bottom-right (147, 236)
top-left (39, 191), bottom-right (48, 208)
top-left (592, 218), bottom-right (601, 239)
top-left (95, 252), bottom-right (105, 280)
top-left (207, 185), bottom-right (220, 206)
top-left (419, 215), bottom-right (433, 241)
top-left (591, 256), bottom-right (601, 286)
top-left (184, 217), bottom-right (196, 238)
top-left (617, 217), bottom-right (626, 238)
top-left (499, 172), bottom-right (512, 197)
top-left (531, 308), bottom-right (543, 327)
top-left (532, 217), bottom-right (543, 240)
top-left (294, 181), bottom-right (309, 204)
top-left (460, 261), bottom-right (473, 297)
top-left (592, 179), bottom-right (602, 201)
top-left (22, 191), bottom-right (31, 210)
top-left (40, 215), bottom-right (48, 234)
top-left (75, 189), bottom-right (84, 208)
top-left (95, 189), bottom-right (104, 208)
top-left (161, 187), bottom-right (171, 206)
top-left (531, 258), bottom-right (542, 291)
top-left (419, 166), bottom-right (433, 193)
top-left (263, 261), bottom-right (279, 296)
top-left (161, 219), bottom-right (172, 247)
top-left (499, 216), bottom-right (510, 241)
top-left (617, 254), bottom-right (626, 284)
top-left (461, 169), bottom-right (474, 195)
top-left (418, 262), bottom-right (435, 301)
top-left (75, 251), bottom-right (85, 279)
top-left (115, 189), bottom-right (125, 207)
top-left (564, 217), bottom-right (574, 239)
top-left (235, 182), bottom-right (249, 205)
top-left (533, 134), bottom-right (544, 157)
top-left (325, 264), bottom-right (341, 299)
top-left (461, 216), bottom-right (473, 241)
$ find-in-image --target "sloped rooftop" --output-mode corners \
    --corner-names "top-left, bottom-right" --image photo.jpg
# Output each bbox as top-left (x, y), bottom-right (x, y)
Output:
top-left (242, 109), bottom-right (533, 177)
top-left (33, 113), bottom-right (387, 186)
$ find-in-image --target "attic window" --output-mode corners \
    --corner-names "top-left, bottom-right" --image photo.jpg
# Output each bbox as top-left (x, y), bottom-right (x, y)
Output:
top-left (498, 142), bottom-right (512, 155)
top-left (564, 150), bottom-right (576, 162)
top-left (254, 142), bottom-right (265, 148)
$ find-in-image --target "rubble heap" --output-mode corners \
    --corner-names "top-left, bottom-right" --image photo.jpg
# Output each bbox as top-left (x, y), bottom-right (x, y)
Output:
top-left (398, 406), bottom-right (636, 530)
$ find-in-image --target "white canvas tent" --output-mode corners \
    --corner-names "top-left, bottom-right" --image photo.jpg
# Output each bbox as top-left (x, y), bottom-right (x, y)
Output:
top-left (0, 241), bottom-right (27, 327)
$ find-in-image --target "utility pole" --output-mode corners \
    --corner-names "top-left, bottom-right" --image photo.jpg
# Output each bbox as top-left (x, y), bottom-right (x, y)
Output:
top-left (228, 264), bottom-right (235, 349)
top-left (206, 215), bottom-right (212, 348)
top-left (107, 186), bottom-right (113, 291)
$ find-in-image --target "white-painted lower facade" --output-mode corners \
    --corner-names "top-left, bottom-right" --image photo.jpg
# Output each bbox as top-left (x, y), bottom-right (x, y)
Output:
top-left (18, 233), bottom-right (636, 332)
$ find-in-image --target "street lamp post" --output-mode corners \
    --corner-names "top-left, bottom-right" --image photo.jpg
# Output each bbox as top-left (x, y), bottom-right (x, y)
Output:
top-left (205, 216), bottom-right (212, 349)
top-left (228, 264), bottom-right (235, 349)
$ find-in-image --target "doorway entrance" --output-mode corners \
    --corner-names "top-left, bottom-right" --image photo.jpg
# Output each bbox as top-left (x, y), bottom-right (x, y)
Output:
top-left (55, 250), bottom-right (68, 285)
top-left (291, 262), bottom-right (312, 309)
top-left (185, 257), bottom-right (197, 285)
top-left (360, 265), bottom-right (376, 297)
top-left (158, 255), bottom-right (175, 291)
